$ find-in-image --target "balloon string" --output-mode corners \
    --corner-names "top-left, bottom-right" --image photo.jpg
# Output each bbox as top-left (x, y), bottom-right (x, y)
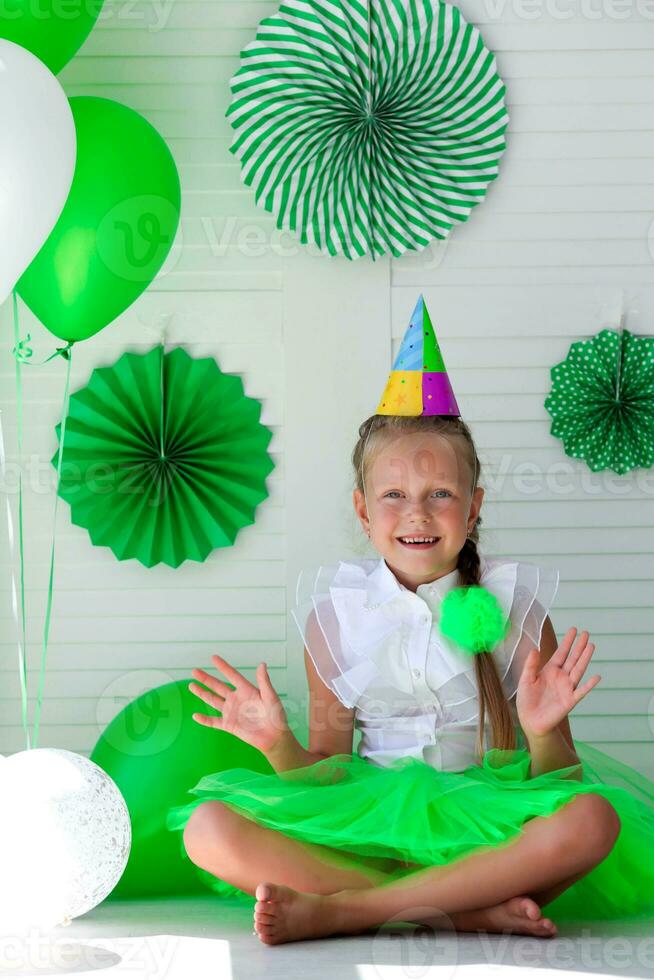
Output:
top-left (33, 345), bottom-right (73, 750)
top-left (12, 334), bottom-right (75, 367)
top-left (12, 330), bottom-right (74, 366)
top-left (10, 290), bottom-right (30, 750)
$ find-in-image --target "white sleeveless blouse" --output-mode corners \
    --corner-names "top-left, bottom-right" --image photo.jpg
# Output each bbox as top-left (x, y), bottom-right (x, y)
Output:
top-left (291, 553), bottom-right (559, 773)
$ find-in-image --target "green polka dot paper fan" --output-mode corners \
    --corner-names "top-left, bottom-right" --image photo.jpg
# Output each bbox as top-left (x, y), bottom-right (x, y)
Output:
top-left (51, 346), bottom-right (275, 568)
top-left (544, 328), bottom-right (654, 475)
top-left (226, 0), bottom-right (509, 261)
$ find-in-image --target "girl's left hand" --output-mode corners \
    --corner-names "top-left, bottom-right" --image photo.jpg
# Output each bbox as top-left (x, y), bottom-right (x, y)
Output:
top-left (516, 627), bottom-right (601, 739)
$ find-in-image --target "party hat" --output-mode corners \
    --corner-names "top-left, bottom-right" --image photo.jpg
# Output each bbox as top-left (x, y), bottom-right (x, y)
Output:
top-left (376, 295), bottom-right (460, 416)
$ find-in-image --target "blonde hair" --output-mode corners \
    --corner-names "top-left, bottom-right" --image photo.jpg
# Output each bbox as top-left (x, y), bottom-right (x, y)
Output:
top-left (352, 414), bottom-right (517, 762)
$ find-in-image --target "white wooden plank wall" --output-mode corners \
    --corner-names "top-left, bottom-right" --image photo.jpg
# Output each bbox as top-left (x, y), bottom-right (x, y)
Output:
top-left (0, 0), bottom-right (653, 778)
top-left (390, 0), bottom-right (654, 775)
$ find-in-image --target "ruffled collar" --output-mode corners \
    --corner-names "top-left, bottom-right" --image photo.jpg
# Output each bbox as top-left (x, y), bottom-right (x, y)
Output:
top-left (326, 551), bottom-right (515, 702)
top-left (296, 552), bottom-right (558, 712)
top-left (359, 554), bottom-right (488, 610)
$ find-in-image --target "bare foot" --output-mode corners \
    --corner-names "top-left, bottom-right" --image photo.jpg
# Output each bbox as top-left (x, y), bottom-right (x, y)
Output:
top-left (251, 883), bottom-right (558, 946)
top-left (252, 882), bottom-right (337, 945)
top-left (451, 895), bottom-right (558, 938)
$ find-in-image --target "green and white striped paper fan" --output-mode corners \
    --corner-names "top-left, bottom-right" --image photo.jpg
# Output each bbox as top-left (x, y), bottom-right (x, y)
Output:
top-left (226, 0), bottom-right (509, 261)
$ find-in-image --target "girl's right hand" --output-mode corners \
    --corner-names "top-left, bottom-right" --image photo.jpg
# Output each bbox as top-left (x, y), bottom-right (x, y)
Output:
top-left (188, 655), bottom-right (289, 755)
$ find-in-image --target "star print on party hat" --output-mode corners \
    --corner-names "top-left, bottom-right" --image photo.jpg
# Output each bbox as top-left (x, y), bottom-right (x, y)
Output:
top-left (376, 295), bottom-right (460, 416)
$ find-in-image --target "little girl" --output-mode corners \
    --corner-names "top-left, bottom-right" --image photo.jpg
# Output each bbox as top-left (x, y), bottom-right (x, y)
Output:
top-left (167, 297), bottom-right (654, 945)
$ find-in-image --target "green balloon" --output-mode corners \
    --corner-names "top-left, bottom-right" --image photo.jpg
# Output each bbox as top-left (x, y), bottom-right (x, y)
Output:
top-left (16, 96), bottom-right (181, 344)
top-left (0, 0), bottom-right (105, 74)
top-left (90, 679), bottom-right (273, 899)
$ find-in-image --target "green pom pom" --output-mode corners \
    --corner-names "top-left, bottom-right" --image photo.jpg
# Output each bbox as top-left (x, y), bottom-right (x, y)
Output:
top-left (439, 586), bottom-right (510, 655)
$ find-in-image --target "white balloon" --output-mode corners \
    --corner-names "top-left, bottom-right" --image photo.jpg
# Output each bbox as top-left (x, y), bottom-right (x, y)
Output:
top-left (0, 748), bottom-right (131, 934)
top-left (0, 40), bottom-right (76, 305)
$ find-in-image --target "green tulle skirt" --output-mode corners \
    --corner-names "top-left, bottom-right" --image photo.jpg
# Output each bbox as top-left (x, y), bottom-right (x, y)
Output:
top-left (166, 739), bottom-right (654, 923)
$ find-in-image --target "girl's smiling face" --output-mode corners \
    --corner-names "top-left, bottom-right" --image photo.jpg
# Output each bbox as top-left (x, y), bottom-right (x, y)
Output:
top-left (353, 430), bottom-right (484, 592)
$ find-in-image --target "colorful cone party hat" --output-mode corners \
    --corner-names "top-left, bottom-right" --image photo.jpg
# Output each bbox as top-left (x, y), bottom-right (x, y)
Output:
top-left (376, 296), bottom-right (460, 416)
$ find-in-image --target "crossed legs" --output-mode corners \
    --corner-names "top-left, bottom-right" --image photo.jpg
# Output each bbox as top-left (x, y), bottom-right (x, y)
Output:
top-left (183, 791), bottom-right (621, 941)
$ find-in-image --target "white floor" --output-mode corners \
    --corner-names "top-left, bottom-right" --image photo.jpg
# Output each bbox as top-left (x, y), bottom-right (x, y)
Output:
top-left (1, 896), bottom-right (653, 980)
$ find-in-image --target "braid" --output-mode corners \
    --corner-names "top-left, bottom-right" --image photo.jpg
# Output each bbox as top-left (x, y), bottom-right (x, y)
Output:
top-left (457, 532), bottom-right (517, 761)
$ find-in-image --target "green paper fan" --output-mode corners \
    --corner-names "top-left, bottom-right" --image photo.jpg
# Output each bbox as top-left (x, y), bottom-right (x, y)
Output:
top-left (227, 0), bottom-right (509, 261)
top-left (544, 328), bottom-right (654, 475)
top-left (52, 346), bottom-right (275, 568)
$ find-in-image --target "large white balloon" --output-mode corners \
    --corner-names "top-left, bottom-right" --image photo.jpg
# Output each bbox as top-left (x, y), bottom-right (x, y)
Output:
top-left (0, 749), bottom-right (131, 934)
top-left (0, 40), bottom-right (76, 305)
